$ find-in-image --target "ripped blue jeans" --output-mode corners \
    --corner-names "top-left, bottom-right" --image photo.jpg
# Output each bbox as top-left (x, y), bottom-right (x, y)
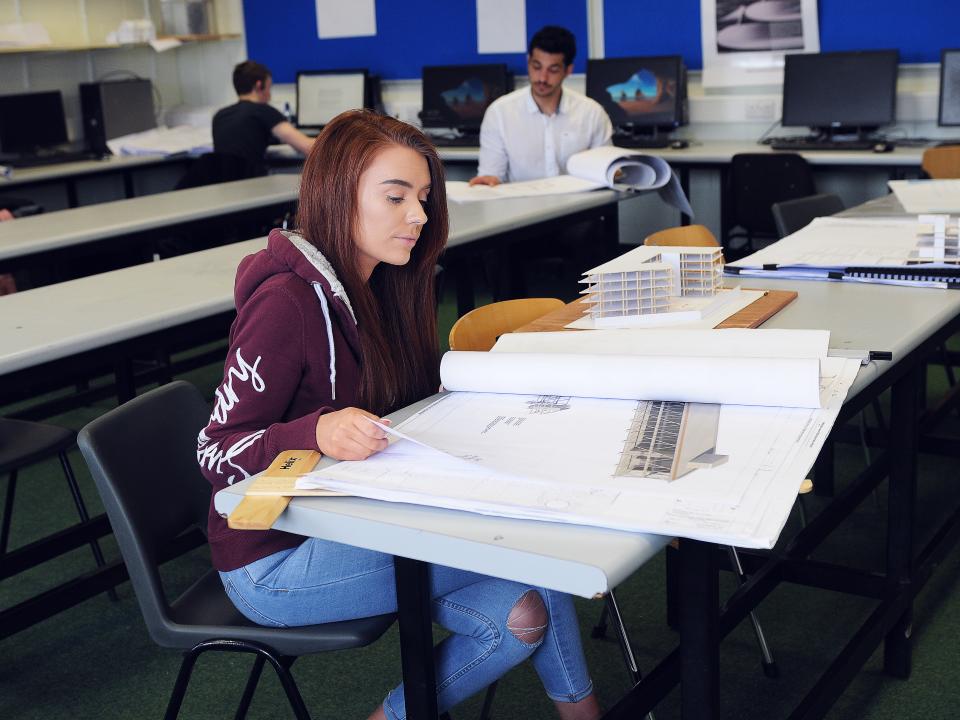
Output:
top-left (220, 538), bottom-right (594, 719)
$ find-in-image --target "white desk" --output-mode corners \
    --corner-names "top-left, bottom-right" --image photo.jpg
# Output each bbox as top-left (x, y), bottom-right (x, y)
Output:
top-left (0, 174), bottom-right (299, 267)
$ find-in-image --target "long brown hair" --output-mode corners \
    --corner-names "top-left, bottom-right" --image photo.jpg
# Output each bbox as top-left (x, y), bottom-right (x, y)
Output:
top-left (297, 110), bottom-right (448, 415)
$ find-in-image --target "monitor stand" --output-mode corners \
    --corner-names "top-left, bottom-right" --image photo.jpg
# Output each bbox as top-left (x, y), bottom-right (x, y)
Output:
top-left (612, 126), bottom-right (671, 149)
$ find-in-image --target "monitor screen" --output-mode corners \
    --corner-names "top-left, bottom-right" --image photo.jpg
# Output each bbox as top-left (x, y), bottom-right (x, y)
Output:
top-left (0, 91), bottom-right (68, 152)
top-left (296, 70), bottom-right (368, 128)
top-left (420, 64), bottom-right (511, 130)
top-left (781, 50), bottom-right (899, 131)
top-left (99, 79), bottom-right (156, 139)
top-left (586, 55), bottom-right (685, 130)
top-left (939, 49), bottom-right (960, 126)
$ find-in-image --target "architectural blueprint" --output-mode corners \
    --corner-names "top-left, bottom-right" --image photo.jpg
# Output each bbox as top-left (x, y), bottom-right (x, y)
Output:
top-left (299, 337), bottom-right (862, 549)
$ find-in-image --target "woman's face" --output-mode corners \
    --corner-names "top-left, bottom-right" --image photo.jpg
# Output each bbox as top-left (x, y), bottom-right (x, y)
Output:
top-left (354, 144), bottom-right (431, 281)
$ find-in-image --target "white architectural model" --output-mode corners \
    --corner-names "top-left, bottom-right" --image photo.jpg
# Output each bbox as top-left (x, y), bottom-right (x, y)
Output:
top-left (580, 245), bottom-right (728, 327)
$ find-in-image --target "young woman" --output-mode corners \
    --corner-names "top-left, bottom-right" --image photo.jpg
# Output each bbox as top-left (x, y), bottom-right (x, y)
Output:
top-left (197, 110), bottom-right (601, 720)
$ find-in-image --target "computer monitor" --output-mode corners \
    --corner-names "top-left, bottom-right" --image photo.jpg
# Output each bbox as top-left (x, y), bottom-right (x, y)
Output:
top-left (939, 49), bottom-right (960, 126)
top-left (419, 64), bottom-right (512, 132)
top-left (586, 55), bottom-right (686, 138)
top-left (296, 70), bottom-right (369, 129)
top-left (0, 91), bottom-right (69, 153)
top-left (781, 50), bottom-right (899, 136)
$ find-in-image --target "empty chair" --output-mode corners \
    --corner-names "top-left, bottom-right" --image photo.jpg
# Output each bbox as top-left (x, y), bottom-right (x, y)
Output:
top-left (644, 224), bottom-right (720, 248)
top-left (78, 381), bottom-right (394, 720)
top-left (726, 153), bottom-right (815, 253)
top-left (771, 193), bottom-right (845, 238)
top-left (922, 145), bottom-right (960, 178)
top-left (1, 417), bottom-right (114, 603)
top-left (448, 297), bottom-right (565, 351)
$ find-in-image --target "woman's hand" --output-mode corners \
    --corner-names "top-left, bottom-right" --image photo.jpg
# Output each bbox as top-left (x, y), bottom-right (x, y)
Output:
top-left (315, 407), bottom-right (391, 460)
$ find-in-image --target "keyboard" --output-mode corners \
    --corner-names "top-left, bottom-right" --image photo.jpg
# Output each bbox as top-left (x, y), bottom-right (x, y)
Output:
top-left (612, 135), bottom-right (671, 149)
top-left (767, 137), bottom-right (883, 152)
top-left (430, 135), bottom-right (481, 147)
top-left (2, 148), bottom-right (100, 168)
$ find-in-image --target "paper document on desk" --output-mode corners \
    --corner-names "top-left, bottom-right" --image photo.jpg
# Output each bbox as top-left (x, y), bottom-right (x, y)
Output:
top-left (447, 146), bottom-right (692, 215)
top-left (106, 125), bottom-right (213, 157)
top-left (300, 339), bottom-right (862, 548)
top-left (728, 217), bottom-right (960, 286)
top-left (888, 179), bottom-right (960, 214)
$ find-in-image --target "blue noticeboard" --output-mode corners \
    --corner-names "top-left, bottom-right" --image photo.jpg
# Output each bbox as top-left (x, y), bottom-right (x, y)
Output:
top-left (243, 0), bottom-right (588, 82)
top-left (604, 0), bottom-right (958, 69)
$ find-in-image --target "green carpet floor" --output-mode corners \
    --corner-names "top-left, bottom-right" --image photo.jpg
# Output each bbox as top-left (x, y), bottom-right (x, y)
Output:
top-left (2, 274), bottom-right (959, 719)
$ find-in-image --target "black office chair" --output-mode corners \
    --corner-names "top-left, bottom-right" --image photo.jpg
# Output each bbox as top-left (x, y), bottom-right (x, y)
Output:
top-left (1, 418), bottom-right (114, 600)
top-left (175, 152), bottom-right (264, 189)
top-left (77, 381), bottom-right (395, 720)
top-left (771, 193), bottom-right (845, 238)
top-left (0, 194), bottom-right (43, 218)
top-left (726, 153), bottom-right (815, 254)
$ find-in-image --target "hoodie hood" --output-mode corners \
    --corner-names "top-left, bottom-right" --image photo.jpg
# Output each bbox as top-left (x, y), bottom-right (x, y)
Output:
top-left (236, 228), bottom-right (356, 323)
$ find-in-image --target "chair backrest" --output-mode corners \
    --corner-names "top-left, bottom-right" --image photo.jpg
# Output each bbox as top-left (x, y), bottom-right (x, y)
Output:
top-left (771, 193), bottom-right (845, 238)
top-left (449, 298), bottom-right (565, 351)
top-left (728, 153), bottom-right (816, 236)
top-left (644, 224), bottom-right (719, 247)
top-left (922, 145), bottom-right (960, 178)
top-left (78, 381), bottom-right (212, 639)
top-left (175, 152), bottom-right (263, 190)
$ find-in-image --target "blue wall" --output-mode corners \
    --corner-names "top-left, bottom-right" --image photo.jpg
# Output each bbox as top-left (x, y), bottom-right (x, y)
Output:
top-left (244, 0), bottom-right (956, 81)
top-left (243, 0), bottom-right (588, 81)
top-left (604, 0), bottom-right (957, 69)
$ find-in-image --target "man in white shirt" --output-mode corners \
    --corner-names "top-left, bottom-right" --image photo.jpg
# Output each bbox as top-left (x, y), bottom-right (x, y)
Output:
top-left (470, 26), bottom-right (612, 186)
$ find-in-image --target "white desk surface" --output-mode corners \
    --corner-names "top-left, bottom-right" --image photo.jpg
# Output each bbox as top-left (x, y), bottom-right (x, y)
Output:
top-left (0, 174), bottom-right (299, 262)
top-left (433, 141), bottom-right (925, 168)
top-left (0, 192), bottom-right (619, 376)
top-left (214, 395), bottom-right (670, 600)
top-left (0, 153), bottom-right (178, 188)
top-left (0, 238), bottom-right (265, 376)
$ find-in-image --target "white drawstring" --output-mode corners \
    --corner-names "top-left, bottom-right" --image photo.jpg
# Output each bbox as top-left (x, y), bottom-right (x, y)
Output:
top-left (312, 283), bottom-right (337, 400)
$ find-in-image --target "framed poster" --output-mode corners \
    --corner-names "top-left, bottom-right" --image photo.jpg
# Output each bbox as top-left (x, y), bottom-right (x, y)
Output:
top-left (701, 0), bottom-right (819, 87)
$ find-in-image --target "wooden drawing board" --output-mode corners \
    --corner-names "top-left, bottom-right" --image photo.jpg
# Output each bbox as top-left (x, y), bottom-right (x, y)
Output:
top-left (515, 289), bottom-right (797, 333)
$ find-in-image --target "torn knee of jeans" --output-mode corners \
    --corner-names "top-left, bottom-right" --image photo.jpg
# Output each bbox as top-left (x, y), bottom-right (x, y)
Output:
top-left (507, 589), bottom-right (547, 645)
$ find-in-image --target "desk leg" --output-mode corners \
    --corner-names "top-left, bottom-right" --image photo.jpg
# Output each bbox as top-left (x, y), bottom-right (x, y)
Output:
top-left (883, 364), bottom-right (918, 679)
top-left (395, 556), bottom-right (439, 720)
top-left (449, 254), bottom-right (475, 317)
top-left (678, 539), bottom-right (719, 720)
top-left (678, 167), bottom-right (691, 227)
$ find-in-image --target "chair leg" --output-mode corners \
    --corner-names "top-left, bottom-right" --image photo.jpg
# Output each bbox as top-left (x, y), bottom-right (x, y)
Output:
top-left (726, 547), bottom-right (778, 678)
top-left (165, 650), bottom-right (202, 720)
top-left (478, 679), bottom-right (498, 720)
top-left (1, 470), bottom-right (17, 555)
top-left (270, 654), bottom-right (311, 720)
top-left (591, 603), bottom-right (609, 639)
top-left (234, 654), bottom-right (267, 720)
top-left (59, 452), bottom-right (118, 601)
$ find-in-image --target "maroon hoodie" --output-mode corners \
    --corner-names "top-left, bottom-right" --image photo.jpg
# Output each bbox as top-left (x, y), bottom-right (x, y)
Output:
top-left (198, 228), bottom-right (363, 571)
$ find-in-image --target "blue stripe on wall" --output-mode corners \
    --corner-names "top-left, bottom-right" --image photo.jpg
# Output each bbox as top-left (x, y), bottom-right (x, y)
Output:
top-left (243, 0), bottom-right (588, 82)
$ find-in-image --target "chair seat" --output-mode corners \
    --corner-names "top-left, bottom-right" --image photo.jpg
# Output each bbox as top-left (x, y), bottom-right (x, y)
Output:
top-left (0, 418), bottom-right (75, 474)
top-left (159, 569), bottom-right (396, 656)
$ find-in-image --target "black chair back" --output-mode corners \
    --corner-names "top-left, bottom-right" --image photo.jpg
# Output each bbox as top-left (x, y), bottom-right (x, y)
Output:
top-left (771, 193), bottom-right (845, 238)
top-left (78, 381), bottom-right (212, 643)
top-left (176, 153), bottom-right (262, 190)
top-left (729, 153), bottom-right (816, 237)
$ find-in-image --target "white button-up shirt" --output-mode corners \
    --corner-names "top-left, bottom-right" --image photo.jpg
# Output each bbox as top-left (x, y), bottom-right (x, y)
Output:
top-left (477, 86), bottom-right (613, 183)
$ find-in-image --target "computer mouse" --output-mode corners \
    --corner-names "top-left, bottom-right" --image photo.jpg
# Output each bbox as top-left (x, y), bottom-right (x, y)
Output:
top-left (872, 142), bottom-right (892, 153)
top-left (669, 139), bottom-right (689, 150)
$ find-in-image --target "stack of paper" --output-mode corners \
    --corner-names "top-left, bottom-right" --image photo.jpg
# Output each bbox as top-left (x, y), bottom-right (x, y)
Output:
top-left (727, 217), bottom-right (960, 287)
top-left (298, 329), bottom-right (862, 549)
top-left (106, 125), bottom-right (213, 157)
top-left (888, 179), bottom-right (960, 214)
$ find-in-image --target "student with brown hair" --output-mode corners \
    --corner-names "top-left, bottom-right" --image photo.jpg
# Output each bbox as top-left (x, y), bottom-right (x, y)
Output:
top-left (197, 110), bottom-right (601, 720)
top-left (212, 60), bottom-right (315, 176)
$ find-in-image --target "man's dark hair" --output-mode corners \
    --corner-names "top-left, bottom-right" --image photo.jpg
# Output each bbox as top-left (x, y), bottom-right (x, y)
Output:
top-left (529, 26), bottom-right (576, 67)
top-left (232, 60), bottom-right (272, 95)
